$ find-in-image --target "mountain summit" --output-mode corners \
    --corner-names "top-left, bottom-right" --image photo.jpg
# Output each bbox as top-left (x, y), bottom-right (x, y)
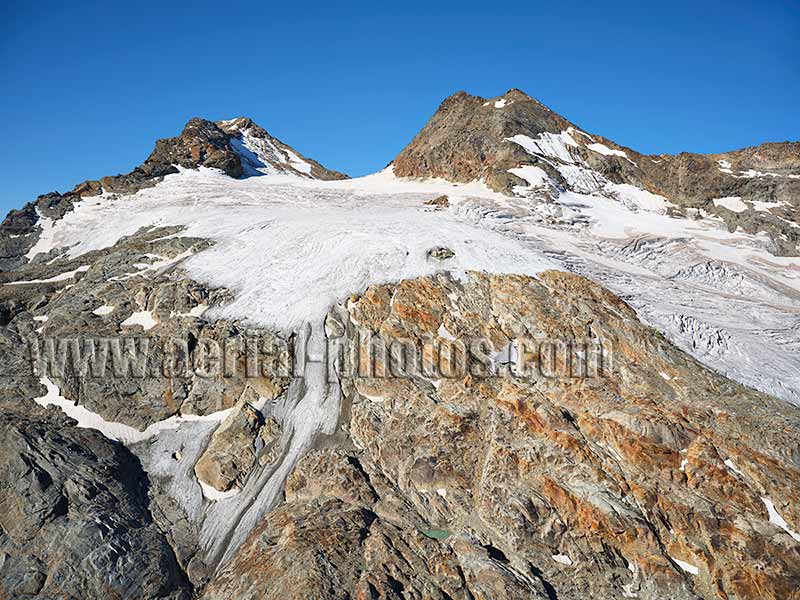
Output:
top-left (94, 115), bottom-right (348, 194)
top-left (394, 89), bottom-right (800, 254)
top-left (394, 88), bottom-right (575, 189)
top-left (81, 116), bottom-right (347, 197)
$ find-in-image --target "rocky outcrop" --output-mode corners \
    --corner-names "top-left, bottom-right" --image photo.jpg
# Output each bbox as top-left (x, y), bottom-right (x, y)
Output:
top-left (427, 246), bottom-right (455, 260)
top-left (424, 194), bottom-right (450, 208)
top-left (217, 117), bottom-right (348, 181)
top-left (194, 391), bottom-right (283, 493)
top-left (0, 402), bottom-right (191, 599)
top-left (393, 89), bottom-right (800, 255)
top-left (3, 225), bottom-right (290, 430)
top-left (207, 271), bottom-right (800, 600)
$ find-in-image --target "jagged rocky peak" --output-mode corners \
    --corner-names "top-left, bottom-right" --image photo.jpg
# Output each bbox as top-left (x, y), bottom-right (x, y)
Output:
top-left (141, 115), bottom-right (347, 181)
top-left (215, 116), bottom-right (265, 135)
top-left (143, 117), bottom-right (245, 179)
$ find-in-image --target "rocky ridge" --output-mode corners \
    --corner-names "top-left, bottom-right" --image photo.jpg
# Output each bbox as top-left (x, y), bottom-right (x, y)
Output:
top-left (0, 117), bottom-right (347, 271)
top-left (0, 224), bottom-right (294, 595)
top-left (0, 402), bottom-right (192, 599)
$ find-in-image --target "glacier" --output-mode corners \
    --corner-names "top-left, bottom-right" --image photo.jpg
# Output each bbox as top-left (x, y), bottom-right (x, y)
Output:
top-left (20, 159), bottom-right (800, 567)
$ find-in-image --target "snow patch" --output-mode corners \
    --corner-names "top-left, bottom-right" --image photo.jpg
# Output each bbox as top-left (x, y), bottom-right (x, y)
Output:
top-left (724, 459), bottom-right (745, 477)
top-left (587, 142), bottom-right (633, 163)
top-left (736, 169), bottom-right (794, 179)
top-left (551, 554), bottom-right (573, 565)
top-left (121, 310), bottom-right (157, 330)
top-left (437, 323), bottom-right (456, 340)
top-left (557, 165), bottom-right (606, 194)
top-left (283, 148), bottom-right (313, 174)
top-left (508, 165), bottom-right (549, 188)
top-left (172, 304), bottom-right (208, 318)
top-left (506, 131), bottom-right (579, 164)
top-left (25, 209), bottom-right (57, 260)
top-left (199, 480), bottom-right (241, 502)
top-left (752, 200), bottom-right (786, 212)
top-left (606, 183), bottom-right (669, 214)
top-left (762, 497), bottom-right (800, 542)
top-left (33, 376), bottom-right (233, 444)
top-left (5, 265), bottom-right (90, 286)
top-left (713, 196), bottom-right (748, 213)
top-left (671, 557), bottom-right (699, 575)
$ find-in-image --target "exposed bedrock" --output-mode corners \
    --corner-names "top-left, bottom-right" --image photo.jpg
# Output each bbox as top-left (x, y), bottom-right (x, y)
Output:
top-left (204, 271), bottom-right (800, 600)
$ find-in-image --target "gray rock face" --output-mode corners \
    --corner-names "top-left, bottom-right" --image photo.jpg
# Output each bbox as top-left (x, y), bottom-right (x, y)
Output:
top-left (4, 225), bottom-right (290, 431)
top-left (0, 223), bottom-right (294, 592)
top-left (0, 203), bottom-right (40, 271)
top-left (0, 191), bottom-right (84, 271)
top-left (0, 403), bottom-right (191, 599)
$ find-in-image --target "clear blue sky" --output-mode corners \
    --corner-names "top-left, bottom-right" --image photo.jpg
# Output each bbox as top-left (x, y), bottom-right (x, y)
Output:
top-left (1, 0), bottom-right (798, 215)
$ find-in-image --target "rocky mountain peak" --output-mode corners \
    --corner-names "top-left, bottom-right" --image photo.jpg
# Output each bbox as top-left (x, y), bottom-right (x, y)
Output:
top-left (437, 88), bottom-right (560, 116)
top-left (215, 116), bottom-right (261, 134)
top-left (144, 117), bottom-right (244, 179)
top-left (141, 115), bottom-right (350, 182)
top-left (393, 88), bottom-right (575, 190)
top-left (181, 117), bottom-right (230, 139)
top-left (394, 88), bottom-right (800, 256)
top-left (0, 115), bottom-right (347, 270)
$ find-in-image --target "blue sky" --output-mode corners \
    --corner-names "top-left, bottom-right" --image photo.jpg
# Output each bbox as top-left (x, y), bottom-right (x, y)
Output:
top-left (1, 0), bottom-right (798, 215)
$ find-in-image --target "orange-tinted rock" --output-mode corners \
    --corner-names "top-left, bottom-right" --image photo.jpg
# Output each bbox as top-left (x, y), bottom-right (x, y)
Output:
top-left (205, 272), bottom-right (800, 600)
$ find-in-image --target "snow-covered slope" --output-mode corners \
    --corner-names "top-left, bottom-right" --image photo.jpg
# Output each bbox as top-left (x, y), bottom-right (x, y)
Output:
top-left (23, 165), bottom-right (800, 405)
top-left (217, 117), bottom-right (345, 180)
top-left (26, 167), bottom-right (556, 331)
